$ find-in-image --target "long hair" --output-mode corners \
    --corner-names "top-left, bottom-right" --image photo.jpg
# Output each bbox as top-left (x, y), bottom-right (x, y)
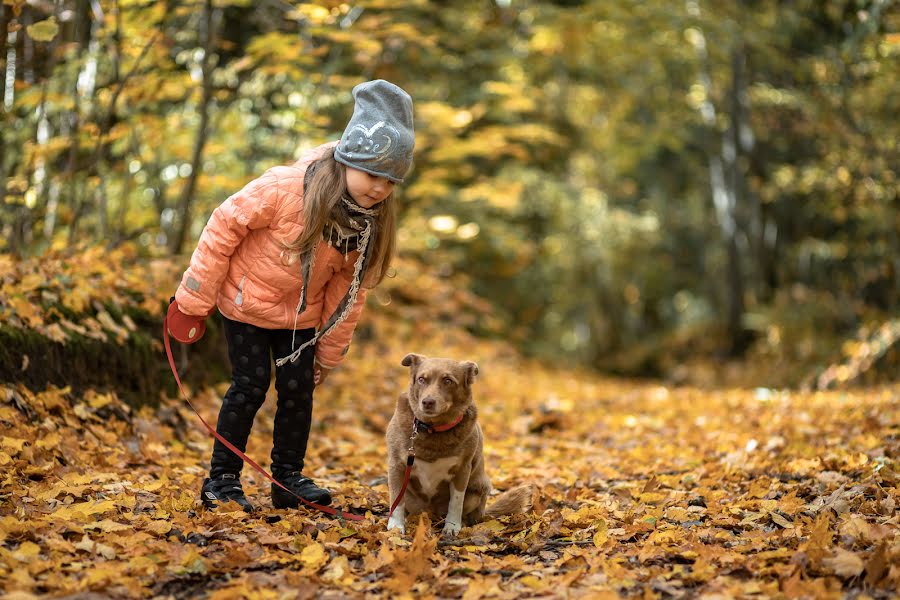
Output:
top-left (281, 154), bottom-right (396, 287)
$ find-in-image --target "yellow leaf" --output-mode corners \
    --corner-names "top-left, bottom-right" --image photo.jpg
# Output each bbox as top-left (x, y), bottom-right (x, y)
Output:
top-left (50, 499), bottom-right (118, 521)
top-left (1, 436), bottom-right (26, 453)
top-left (472, 519), bottom-right (505, 534)
top-left (83, 564), bottom-right (121, 587)
top-left (140, 479), bottom-right (167, 493)
top-left (299, 542), bottom-right (328, 570)
top-left (169, 490), bottom-right (194, 512)
top-left (18, 273), bottom-right (45, 293)
top-left (84, 519), bottom-right (129, 533)
top-left (12, 541), bottom-right (42, 563)
top-left (769, 511), bottom-right (794, 529)
top-left (361, 543), bottom-right (394, 573)
top-left (145, 520), bottom-right (172, 536)
top-left (26, 16), bottom-right (59, 42)
top-left (37, 386), bottom-right (70, 412)
top-left (8, 296), bottom-right (43, 327)
top-left (322, 555), bottom-right (353, 586)
top-left (87, 393), bottom-right (114, 409)
top-left (665, 507), bottom-right (689, 522)
top-left (128, 555), bottom-right (159, 576)
top-left (34, 432), bottom-right (61, 451)
top-left (74, 535), bottom-right (117, 559)
top-left (636, 492), bottom-right (668, 504)
top-left (593, 519), bottom-right (609, 547)
top-left (562, 504), bottom-right (606, 526)
top-left (511, 520), bottom-right (541, 544)
top-left (73, 404), bottom-right (93, 420)
top-left (462, 574), bottom-right (503, 600)
top-left (96, 310), bottom-right (129, 342)
top-left (647, 528), bottom-right (681, 545)
top-left (179, 549), bottom-right (207, 574)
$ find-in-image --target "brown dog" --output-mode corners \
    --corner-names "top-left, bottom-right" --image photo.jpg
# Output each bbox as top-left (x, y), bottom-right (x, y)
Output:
top-left (386, 353), bottom-right (532, 537)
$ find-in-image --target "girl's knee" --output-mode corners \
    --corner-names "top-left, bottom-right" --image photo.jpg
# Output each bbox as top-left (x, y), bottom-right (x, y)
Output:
top-left (275, 373), bottom-right (313, 395)
top-left (224, 385), bottom-right (268, 411)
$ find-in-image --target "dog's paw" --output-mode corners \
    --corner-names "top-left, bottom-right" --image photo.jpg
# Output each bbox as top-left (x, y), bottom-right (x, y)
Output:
top-left (387, 515), bottom-right (406, 534)
top-left (442, 520), bottom-right (462, 537)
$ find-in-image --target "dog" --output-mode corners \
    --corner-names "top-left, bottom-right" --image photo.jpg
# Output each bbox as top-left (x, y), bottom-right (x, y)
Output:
top-left (386, 353), bottom-right (532, 537)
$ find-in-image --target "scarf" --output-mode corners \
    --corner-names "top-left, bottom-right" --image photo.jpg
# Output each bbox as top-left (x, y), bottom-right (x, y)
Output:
top-left (274, 190), bottom-right (380, 368)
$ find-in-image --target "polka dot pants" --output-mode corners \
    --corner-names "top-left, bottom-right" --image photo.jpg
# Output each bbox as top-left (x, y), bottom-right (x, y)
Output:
top-left (209, 316), bottom-right (317, 479)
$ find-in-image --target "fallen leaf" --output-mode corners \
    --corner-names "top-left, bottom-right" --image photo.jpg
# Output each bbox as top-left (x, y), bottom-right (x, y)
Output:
top-left (299, 541), bottom-right (328, 571)
top-left (823, 548), bottom-right (864, 578)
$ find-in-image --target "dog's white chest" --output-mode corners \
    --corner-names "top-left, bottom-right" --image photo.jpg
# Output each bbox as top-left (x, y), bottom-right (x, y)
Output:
top-left (413, 456), bottom-right (458, 498)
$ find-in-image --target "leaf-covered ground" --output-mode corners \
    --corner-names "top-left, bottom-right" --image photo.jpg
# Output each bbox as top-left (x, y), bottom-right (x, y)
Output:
top-left (1, 251), bottom-right (899, 598)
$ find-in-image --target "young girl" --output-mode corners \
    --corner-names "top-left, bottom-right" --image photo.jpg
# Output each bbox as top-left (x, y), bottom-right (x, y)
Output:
top-left (166, 80), bottom-right (414, 512)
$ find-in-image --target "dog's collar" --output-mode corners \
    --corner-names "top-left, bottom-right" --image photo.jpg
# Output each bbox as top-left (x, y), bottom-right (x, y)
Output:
top-left (414, 414), bottom-right (464, 434)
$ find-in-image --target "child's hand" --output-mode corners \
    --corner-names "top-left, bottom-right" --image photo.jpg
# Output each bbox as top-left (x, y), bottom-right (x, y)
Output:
top-left (166, 298), bottom-right (208, 344)
top-left (313, 365), bottom-right (332, 385)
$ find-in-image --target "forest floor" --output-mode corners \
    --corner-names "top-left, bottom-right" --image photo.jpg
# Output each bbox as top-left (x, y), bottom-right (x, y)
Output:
top-left (1, 249), bottom-right (898, 598)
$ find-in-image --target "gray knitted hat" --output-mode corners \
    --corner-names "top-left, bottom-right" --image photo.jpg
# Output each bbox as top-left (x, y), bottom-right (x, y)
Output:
top-left (333, 80), bottom-right (415, 183)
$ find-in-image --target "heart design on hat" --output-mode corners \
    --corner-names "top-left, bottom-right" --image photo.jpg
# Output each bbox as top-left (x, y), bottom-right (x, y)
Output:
top-left (343, 121), bottom-right (398, 164)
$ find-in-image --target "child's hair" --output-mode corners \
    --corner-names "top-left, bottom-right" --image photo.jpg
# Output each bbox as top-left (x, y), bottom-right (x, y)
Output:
top-left (282, 154), bottom-right (396, 287)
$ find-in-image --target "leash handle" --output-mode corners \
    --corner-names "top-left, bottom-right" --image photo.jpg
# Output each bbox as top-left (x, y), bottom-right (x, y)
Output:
top-left (163, 316), bottom-right (364, 521)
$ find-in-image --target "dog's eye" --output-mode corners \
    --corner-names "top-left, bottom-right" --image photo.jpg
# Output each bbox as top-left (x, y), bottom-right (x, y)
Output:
top-left (416, 376), bottom-right (426, 384)
top-left (443, 377), bottom-right (453, 386)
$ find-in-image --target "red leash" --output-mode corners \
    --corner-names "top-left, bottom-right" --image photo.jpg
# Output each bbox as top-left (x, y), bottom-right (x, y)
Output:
top-left (389, 451), bottom-right (415, 518)
top-left (163, 317), bottom-right (364, 521)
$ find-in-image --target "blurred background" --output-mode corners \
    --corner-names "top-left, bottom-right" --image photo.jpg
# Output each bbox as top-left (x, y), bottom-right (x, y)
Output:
top-left (1, 0), bottom-right (898, 387)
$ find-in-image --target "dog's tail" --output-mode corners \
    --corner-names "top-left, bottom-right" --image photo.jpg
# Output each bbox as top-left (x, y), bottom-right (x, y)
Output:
top-left (485, 484), bottom-right (533, 518)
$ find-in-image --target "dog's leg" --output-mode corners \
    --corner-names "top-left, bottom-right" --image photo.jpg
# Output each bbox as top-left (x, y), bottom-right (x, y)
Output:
top-left (387, 504), bottom-right (406, 533)
top-left (386, 457), bottom-right (407, 534)
top-left (443, 487), bottom-right (465, 537)
top-left (463, 490), bottom-right (487, 526)
top-left (443, 464), bottom-right (472, 537)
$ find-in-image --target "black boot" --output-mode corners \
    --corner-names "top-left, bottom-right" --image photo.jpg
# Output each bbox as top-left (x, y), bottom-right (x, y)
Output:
top-left (271, 472), bottom-right (332, 508)
top-left (200, 474), bottom-right (255, 512)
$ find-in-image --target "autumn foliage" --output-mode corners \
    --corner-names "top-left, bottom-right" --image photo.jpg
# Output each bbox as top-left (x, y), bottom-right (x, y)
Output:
top-left (4, 0), bottom-right (899, 378)
top-left (1, 249), bottom-right (898, 598)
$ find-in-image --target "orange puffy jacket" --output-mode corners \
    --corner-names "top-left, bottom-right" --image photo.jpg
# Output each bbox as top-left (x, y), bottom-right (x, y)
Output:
top-left (174, 142), bottom-right (367, 368)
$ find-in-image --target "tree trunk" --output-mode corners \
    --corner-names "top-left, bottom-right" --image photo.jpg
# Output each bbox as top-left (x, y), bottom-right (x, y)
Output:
top-left (723, 44), bottom-right (752, 355)
top-left (66, 0), bottom-right (94, 245)
top-left (31, 1), bottom-right (66, 245)
top-left (169, 0), bottom-right (217, 255)
top-left (95, 0), bottom-right (123, 243)
top-left (688, 6), bottom-right (750, 356)
top-left (114, 129), bottom-right (139, 245)
top-left (7, 9), bottom-right (33, 253)
top-left (0, 3), bottom-right (9, 249)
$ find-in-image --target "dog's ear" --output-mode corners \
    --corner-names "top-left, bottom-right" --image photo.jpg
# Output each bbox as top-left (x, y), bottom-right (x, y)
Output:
top-left (461, 361), bottom-right (479, 386)
top-left (401, 353), bottom-right (424, 369)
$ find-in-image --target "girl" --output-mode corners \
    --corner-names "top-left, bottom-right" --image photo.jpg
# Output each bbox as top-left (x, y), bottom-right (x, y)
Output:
top-left (166, 80), bottom-right (414, 512)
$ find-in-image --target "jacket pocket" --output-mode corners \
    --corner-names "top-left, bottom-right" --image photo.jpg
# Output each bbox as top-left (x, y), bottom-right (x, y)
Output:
top-left (234, 275), bottom-right (259, 312)
top-left (234, 275), bottom-right (247, 307)
top-left (233, 274), bottom-right (279, 320)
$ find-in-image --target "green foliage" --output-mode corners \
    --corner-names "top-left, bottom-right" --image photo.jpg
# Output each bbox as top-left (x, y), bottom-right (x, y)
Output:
top-left (1, 0), bottom-right (897, 380)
